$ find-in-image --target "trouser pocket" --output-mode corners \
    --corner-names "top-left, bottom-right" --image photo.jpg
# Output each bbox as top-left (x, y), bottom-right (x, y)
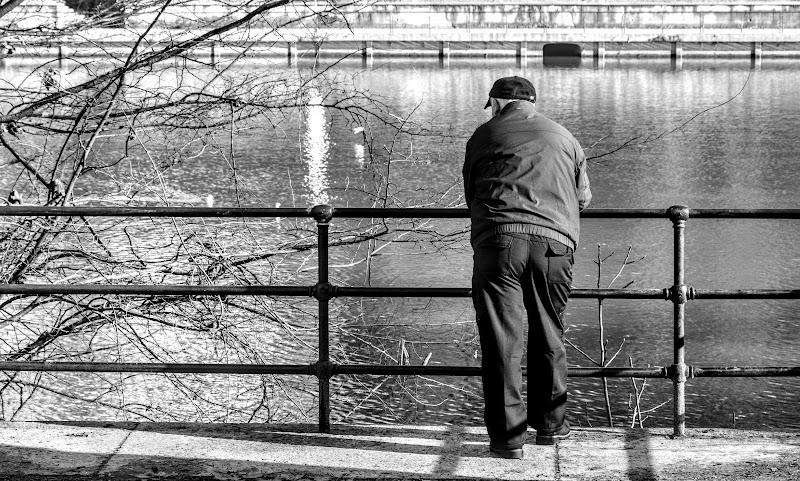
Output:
top-left (473, 234), bottom-right (515, 277)
top-left (545, 239), bottom-right (574, 325)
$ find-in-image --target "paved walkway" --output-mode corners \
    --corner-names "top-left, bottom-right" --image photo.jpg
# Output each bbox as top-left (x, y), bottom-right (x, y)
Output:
top-left (0, 422), bottom-right (798, 480)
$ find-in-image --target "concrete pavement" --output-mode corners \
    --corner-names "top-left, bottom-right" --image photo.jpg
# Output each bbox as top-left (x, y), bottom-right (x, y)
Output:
top-left (0, 421), bottom-right (798, 480)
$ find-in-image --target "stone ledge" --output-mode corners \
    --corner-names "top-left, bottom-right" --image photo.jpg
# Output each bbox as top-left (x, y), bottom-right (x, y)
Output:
top-left (0, 422), bottom-right (798, 480)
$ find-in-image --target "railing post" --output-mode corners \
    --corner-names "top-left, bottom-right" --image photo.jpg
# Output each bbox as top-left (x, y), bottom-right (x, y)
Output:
top-left (362, 40), bottom-right (373, 60)
top-left (670, 41), bottom-right (683, 61)
top-left (287, 42), bottom-right (297, 67)
top-left (439, 41), bottom-right (450, 60)
top-left (311, 204), bottom-right (334, 433)
top-left (751, 42), bottom-right (762, 70)
top-left (593, 41), bottom-right (605, 60)
top-left (667, 205), bottom-right (690, 436)
top-left (516, 41), bottom-right (528, 60)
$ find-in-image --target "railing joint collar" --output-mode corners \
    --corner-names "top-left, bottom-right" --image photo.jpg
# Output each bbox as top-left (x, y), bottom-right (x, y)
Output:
top-left (311, 282), bottom-right (338, 302)
top-left (668, 363), bottom-right (690, 382)
top-left (668, 285), bottom-right (694, 304)
top-left (311, 360), bottom-right (338, 379)
top-left (309, 204), bottom-right (334, 223)
top-left (666, 205), bottom-right (690, 224)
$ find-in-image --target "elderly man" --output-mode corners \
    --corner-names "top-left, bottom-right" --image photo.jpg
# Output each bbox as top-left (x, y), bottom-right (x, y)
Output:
top-left (463, 76), bottom-right (591, 458)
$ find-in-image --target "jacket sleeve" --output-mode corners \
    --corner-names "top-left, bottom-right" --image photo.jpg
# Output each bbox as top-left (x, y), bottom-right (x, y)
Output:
top-left (575, 145), bottom-right (592, 211)
top-left (463, 138), bottom-right (474, 211)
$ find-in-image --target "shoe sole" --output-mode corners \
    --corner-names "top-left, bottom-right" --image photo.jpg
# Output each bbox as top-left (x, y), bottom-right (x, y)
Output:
top-left (489, 447), bottom-right (524, 459)
top-left (535, 432), bottom-right (571, 445)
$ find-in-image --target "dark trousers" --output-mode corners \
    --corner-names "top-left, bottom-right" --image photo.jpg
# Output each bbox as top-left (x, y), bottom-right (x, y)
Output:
top-left (472, 233), bottom-right (573, 448)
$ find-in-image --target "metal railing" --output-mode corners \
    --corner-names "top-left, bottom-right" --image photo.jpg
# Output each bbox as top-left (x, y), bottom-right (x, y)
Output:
top-left (1, 204), bottom-right (799, 435)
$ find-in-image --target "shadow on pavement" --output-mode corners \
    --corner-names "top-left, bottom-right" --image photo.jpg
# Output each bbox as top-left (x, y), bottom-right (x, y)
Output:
top-left (0, 421), bottom-right (563, 480)
top-left (38, 421), bottom-right (498, 458)
top-left (432, 424), bottom-right (465, 476)
top-left (624, 428), bottom-right (658, 480)
top-left (0, 444), bottom-right (501, 481)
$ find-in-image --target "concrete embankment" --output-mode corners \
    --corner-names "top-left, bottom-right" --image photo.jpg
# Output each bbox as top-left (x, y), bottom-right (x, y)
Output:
top-left (0, 421), bottom-right (798, 480)
top-left (4, 26), bottom-right (800, 62)
top-left (5, 1), bottom-right (800, 31)
top-left (311, 1), bottom-right (800, 31)
top-left (3, 2), bottom-right (800, 60)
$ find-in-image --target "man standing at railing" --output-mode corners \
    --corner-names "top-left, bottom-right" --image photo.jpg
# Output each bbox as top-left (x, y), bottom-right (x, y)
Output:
top-left (463, 76), bottom-right (591, 459)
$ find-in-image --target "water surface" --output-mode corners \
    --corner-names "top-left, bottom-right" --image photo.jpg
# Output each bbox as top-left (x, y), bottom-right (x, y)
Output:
top-left (2, 55), bottom-right (799, 429)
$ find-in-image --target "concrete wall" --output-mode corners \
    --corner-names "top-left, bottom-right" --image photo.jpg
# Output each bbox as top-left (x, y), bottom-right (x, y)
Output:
top-left (147, 2), bottom-right (800, 30)
top-left (0, 0), bottom-right (84, 29)
top-left (3, 1), bottom-right (800, 30)
top-left (346, 3), bottom-right (800, 30)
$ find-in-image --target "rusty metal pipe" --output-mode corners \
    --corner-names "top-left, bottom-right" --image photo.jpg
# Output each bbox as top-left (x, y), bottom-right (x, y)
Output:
top-left (0, 285), bottom-right (310, 296)
top-left (2, 362), bottom-right (798, 378)
top-left (3, 206), bottom-right (800, 219)
top-left (0, 362), bottom-right (670, 378)
top-left (0, 362), bottom-right (312, 374)
top-left (312, 205), bottom-right (334, 434)
top-left (668, 205), bottom-right (690, 437)
top-left (3, 285), bottom-right (797, 301)
top-left (0, 206), bottom-right (310, 218)
top-left (691, 289), bottom-right (800, 299)
top-left (692, 366), bottom-right (800, 377)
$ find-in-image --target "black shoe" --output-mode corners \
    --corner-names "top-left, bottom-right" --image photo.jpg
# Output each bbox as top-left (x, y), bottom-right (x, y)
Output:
top-left (489, 444), bottom-right (524, 459)
top-left (535, 421), bottom-right (571, 445)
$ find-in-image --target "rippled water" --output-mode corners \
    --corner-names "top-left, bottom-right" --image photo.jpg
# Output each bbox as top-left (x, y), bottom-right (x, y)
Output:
top-left (318, 57), bottom-right (800, 430)
top-left (3, 55), bottom-right (799, 429)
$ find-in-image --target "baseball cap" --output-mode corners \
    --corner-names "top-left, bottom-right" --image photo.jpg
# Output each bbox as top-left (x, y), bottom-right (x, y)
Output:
top-left (484, 76), bottom-right (537, 108)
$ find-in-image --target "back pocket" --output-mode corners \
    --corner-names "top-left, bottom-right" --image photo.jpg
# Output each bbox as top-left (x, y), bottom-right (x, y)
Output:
top-left (545, 239), bottom-right (573, 283)
top-left (474, 234), bottom-right (514, 276)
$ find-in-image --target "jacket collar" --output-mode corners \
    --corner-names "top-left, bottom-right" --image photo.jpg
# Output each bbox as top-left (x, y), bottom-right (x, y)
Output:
top-left (498, 100), bottom-right (537, 117)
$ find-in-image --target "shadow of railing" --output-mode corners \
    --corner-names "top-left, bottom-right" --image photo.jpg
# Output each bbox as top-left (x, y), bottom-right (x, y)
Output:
top-left (0, 425), bottom-right (501, 479)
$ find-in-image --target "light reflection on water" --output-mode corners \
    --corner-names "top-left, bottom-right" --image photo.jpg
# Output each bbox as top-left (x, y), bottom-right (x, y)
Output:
top-left (302, 88), bottom-right (331, 206)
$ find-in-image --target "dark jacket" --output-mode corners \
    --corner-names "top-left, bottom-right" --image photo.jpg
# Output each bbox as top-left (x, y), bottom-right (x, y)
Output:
top-left (463, 101), bottom-right (591, 249)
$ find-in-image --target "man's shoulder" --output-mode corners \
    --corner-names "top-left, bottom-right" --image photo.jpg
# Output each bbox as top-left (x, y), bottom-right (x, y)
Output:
top-left (467, 117), bottom-right (496, 145)
top-left (469, 106), bottom-right (579, 145)
top-left (530, 113), bottom-right (576, 138)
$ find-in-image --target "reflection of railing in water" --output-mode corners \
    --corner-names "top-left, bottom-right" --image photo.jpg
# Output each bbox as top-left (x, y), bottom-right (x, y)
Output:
top-left (1, 205), bottom-right (799, 436)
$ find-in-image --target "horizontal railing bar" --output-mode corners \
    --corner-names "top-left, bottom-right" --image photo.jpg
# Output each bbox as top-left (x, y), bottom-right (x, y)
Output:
top-left (335, 208), bottom-right (800, 220)
top-left (2, 285), bottom-right (798, 300)
top-left (0, 206), bottom-right (312, 218)
top-left (692, 289), bottom-right (800, 299)
top-left (339, 287), bottom-right (669, 299)
top-left (692, 367), bottom-right (800, 377)
top-left (0, 285), bottom-right (311, 296)
top-left (337, 366), bottom-right (670, 378)
top-left (334, 207), bottom-right (470, 218)
top-left (571, 288), bottom-right (665, 299)
top-left (335, 287), bottom-right (470, 297)
top-left (0, 362), bottom-right (666, 378)
top-left (2, 206), bottom-right (800, 219)
top-left (3, 362), bottom-right (797, 378)
top-left (0, 362), bottom-right (312, 374)
top-left (0, 285), bottom-right (675, 299)
top-left (688, 209), bottom-right (800, 219)
top-left (337, 365), bottom-right (481, 376)
top-left (568, 367), bottom-right (668, 378)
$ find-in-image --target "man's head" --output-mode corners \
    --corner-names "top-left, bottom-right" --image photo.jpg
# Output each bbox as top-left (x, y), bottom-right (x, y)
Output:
top-left (484, 76), bottom-right (537, 111)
